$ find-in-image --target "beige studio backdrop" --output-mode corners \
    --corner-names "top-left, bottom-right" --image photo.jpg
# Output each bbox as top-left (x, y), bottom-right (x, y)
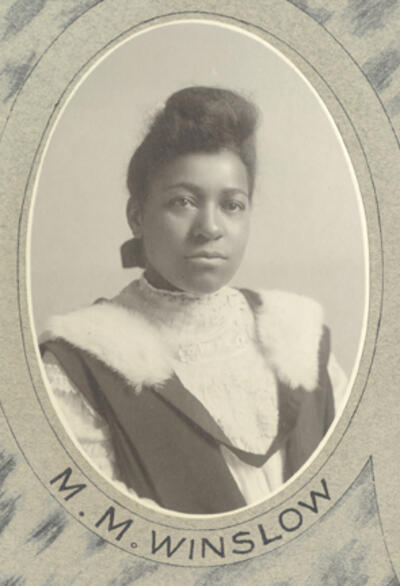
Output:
top-left (29, 20), bottom-right (366, 377)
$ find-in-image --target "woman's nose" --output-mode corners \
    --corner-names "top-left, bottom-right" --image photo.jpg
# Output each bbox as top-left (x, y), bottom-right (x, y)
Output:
top-left (193, 206), bottom-right (223, 240)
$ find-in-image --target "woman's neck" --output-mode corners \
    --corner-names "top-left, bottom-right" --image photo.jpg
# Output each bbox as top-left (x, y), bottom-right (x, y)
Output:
top-left (121, 272), bottom-right (238, 338)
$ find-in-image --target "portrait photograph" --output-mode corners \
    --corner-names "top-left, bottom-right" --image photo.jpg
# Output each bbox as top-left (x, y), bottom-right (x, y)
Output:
top-left (28, 20), bottom-right (367, 516)
top-left (3, 0), bottom-right (400, 582)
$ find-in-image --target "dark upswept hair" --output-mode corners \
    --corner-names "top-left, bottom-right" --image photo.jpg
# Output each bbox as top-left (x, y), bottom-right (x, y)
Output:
top-left (127, 86), bottom-right (259, 207)
top-left (122, 86), bottom-right (259, 268)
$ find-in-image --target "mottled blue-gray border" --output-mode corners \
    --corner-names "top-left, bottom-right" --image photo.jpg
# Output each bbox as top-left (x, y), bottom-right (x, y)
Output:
top-left (12, 5), bottom-right (384, 535)
top-left (0, 441), bottom-right (397, 584)
top-left (1, 0), bottom-right (400, 582)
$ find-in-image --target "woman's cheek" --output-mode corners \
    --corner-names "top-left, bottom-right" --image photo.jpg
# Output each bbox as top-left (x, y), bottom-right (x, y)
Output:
top-left (164, 215), bottom-right (193, 243)
top-left (231, 215), bottom-right (250, 246)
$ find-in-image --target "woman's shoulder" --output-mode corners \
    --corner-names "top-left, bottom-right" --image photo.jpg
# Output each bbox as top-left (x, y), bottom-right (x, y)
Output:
top-left (39, 284), bottom-right (173, 389)
top-left (239, 287), bottom-right (323, 325)
top-left (40, 279), bottom-right (153, 345)
top-left (239, 287), bottom-right (326, 392)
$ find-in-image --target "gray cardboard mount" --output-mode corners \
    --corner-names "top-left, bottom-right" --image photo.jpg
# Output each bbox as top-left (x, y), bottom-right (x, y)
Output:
top-left (1, 1), bottom-right (400, 584)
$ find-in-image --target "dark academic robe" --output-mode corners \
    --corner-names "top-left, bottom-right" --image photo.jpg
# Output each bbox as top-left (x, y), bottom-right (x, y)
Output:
top-left (41, 288), bottom-right (335, 514)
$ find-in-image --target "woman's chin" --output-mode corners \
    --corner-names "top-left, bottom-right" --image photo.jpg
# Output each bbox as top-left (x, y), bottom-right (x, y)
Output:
top-left (144, 264), bottom-right (235, 295)
top-left (176, 273), bottom-right (233, 296)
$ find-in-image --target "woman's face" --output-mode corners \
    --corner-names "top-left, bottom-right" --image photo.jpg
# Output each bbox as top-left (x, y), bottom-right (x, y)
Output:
top-left (135, 149), bottom-right (251, 295)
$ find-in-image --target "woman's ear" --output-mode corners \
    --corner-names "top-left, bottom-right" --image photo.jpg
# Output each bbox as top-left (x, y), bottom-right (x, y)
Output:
top-left (127, 197), bottom-right (143, 238)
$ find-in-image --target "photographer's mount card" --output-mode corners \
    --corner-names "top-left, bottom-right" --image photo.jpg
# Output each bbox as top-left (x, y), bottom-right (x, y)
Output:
top-left (1, 1), bottom-right (400, 584)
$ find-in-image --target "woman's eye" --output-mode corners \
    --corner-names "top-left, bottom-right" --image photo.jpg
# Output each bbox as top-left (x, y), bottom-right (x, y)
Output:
top-left (170, 196), bottom-right (196, 209)
top-left (222, 200), bottom-right (246, 212)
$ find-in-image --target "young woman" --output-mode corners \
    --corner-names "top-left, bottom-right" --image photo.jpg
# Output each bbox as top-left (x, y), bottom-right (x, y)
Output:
top-left (40, 86), bottom-right (347, 514)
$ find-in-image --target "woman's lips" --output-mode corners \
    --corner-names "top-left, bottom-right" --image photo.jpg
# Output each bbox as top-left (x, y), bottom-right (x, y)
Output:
top-left (186, 252), bottom-right (227, 259)
top-left (185, 252), bottom-right (228, 265)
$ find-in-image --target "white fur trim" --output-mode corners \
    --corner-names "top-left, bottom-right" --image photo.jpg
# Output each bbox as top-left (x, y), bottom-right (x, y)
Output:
top-left (41, 289), bottom-right (324, 392)
top-left (41, 303), bottom-right (173, 390)
top-left (254, 290), bottom-right (324, 391)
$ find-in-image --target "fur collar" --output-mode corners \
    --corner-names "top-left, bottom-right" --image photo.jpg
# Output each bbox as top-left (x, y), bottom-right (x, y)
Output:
top-left (41, 289), bottom-right (323, 392)
top-left (251, 290), bottom-right (323, 391)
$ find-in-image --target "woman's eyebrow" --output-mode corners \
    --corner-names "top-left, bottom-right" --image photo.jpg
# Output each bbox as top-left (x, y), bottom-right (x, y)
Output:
top-left (164, 182), bottom-right (249, 198)
top-left (164, 181), bottom-right (200, 193)
top-left (221, 187), bottom-right (249, 198)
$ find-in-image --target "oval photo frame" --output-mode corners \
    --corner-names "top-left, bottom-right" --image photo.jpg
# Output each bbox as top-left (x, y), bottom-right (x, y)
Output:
top-left (29, 19), bottom-right (367, 514)
top-left (5, 8), bottom-right (382, 565)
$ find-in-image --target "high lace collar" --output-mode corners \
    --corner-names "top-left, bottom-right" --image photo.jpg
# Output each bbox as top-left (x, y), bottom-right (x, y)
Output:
top-left (118, 274), bottom-right (253, 353)
top-left (116, 273), bottom-right (279, 453)
top-left (139, 272), bottom-right (225, 301)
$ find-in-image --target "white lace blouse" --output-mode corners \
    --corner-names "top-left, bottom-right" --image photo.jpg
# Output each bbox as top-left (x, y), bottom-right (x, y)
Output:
top-left (42, 276), bottom-right (347, 510)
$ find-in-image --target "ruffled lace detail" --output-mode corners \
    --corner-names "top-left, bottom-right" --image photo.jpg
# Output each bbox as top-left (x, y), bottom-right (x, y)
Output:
top-left (115, 275), bottom-right (279, 453)
top-left (175, 352), bottom-right (278, 454)
top-left (43, 351), bottom-right (164, 508)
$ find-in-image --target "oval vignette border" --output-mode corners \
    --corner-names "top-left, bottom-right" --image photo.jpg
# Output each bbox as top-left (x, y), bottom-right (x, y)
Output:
top-left (20, 8), bottom-right (380, 532)
top-left (4, 4), bottom-right (386, 564)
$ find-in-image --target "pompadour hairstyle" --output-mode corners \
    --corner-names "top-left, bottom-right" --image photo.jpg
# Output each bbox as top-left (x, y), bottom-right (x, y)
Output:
top-left (127, 86), bottom-right (259, 206)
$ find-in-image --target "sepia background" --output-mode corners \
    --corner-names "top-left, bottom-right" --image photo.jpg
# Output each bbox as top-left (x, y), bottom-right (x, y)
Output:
top-left (29, 22), bottom-right (366, 376)
top-left (2, 0), bottom-right (400, 582)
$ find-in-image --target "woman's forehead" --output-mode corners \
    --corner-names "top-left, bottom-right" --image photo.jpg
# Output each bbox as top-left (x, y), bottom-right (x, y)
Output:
top-left (149, 149), bottom-right (250, 193)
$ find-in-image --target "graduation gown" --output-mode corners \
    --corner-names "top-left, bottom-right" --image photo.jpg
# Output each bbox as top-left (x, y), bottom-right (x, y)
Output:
top-left (40, 288), bottom-right (335, 514)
